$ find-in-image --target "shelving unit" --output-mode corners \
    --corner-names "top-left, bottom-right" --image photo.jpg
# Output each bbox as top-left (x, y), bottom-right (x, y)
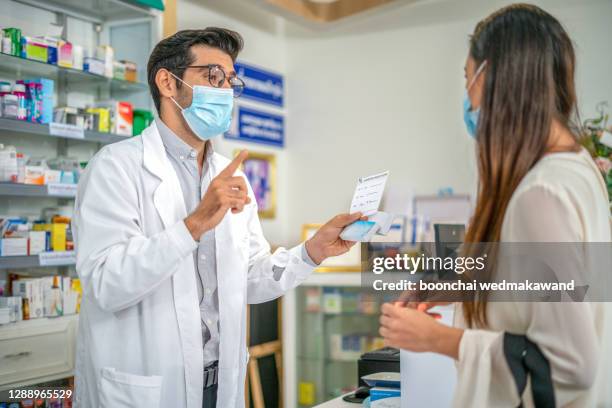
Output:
top-left (0, 117), bottom-right (130, 144)
top-left (0, 0), bottom-right (162, 389)
top-left (0, 251), bottom-right (76, 270)
top-left (283, 273), bottom-right (381, 408)
top-left (20, 0), bottom-right (160, 22)
top-left (0, 53), bottom-right (149, 94)
top-left (0, 182), bottom-right (76, 198)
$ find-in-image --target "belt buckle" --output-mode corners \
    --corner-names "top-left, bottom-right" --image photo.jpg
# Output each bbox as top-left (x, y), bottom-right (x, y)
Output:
top-left (205, 364), bottom-right (217, 388)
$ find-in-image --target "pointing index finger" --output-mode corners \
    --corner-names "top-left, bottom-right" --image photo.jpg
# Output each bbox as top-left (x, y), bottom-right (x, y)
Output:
top-left (220, 150), bottom-right (248, 178)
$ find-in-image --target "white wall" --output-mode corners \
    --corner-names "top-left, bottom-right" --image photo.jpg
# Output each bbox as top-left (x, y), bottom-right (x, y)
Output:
top-left (284, 0), bottom-right (612, 244)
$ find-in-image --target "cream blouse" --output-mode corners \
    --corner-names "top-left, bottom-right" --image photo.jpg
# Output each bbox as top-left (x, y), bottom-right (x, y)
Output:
top-left (453, 148), bottom-right (612, 407)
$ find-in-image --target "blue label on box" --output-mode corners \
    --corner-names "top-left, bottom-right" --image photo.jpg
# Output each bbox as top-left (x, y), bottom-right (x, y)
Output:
top-left (235, 61), bottom-right (284, 107)
top-left (225, 105), bottom-right (284, 147)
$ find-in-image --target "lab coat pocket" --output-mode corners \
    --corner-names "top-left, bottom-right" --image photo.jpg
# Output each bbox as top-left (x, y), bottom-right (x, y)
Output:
top-left (99, 367), bottom-right (162, 408)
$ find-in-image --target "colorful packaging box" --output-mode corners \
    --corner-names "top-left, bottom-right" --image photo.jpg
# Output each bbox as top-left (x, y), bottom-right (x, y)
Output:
top-left (12, 279), bottom-right (43, 319)
top-left (113, 61), bottom-right (126, 81)
top-left (86, 107), bottom-right (111, 133)
top-left (28, 230), bottom-right (46, 255)
top-left (114, 101), bottom-right (133, 136)
top-left (2, 28), bottom-right (21, 56)
top-left (57, 40), bottom-right (72, 68)
top-left (43, 37), bottom-right (58, 64)
top-left (20, 36), bottom-right (48, 62)
top-left (51, 223), bottom-right (67, 252)
top-left (84, 57), bottom-right (105, 76)
top-left (96, 45), bottom-right (114, 78)
top-left (25, 78), bottom-right (54, 124)
top-left (122, 60), bottom-right (138, 82)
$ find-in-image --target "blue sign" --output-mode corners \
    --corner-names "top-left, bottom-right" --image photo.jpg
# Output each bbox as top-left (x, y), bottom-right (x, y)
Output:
top-left (235, 61), bottom-right (284, 107)
top-left (225, 106), bottom-right (284, 147)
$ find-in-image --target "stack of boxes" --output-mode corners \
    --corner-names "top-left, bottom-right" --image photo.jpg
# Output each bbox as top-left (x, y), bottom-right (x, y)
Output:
top-left (0, 275), bottom-right (81, 324)
top-left (0, 216), bottom-right (73, 257)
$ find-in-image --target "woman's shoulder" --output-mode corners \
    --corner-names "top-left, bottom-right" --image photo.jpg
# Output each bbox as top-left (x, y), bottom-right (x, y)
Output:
top-left (514, 148), bottom-right (606, 200)
top-left (503, 149), bottom-right (610, 242)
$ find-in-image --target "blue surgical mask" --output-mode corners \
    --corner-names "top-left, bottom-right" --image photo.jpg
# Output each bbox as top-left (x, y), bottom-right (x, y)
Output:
top-left (462, 61), bottom-right (487, 139)
top-left (463, 91), bottom-right (480, 138)
top-left (170, 73), bottom-right (234, 140)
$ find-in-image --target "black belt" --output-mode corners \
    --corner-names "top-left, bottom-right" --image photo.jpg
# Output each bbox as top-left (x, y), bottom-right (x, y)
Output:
top-left (204, 361), bottom-right (219, 389)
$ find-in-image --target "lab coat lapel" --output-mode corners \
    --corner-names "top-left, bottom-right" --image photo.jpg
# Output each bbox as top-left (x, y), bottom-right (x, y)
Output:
top-left (141, 123), bottom-right (204, 408)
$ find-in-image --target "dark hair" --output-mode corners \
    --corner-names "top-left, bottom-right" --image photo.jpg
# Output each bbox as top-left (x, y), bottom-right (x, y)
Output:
top-left (147, 28), bottom-right (244, 113)
top-left (463, 4), bottom-right (578, 327)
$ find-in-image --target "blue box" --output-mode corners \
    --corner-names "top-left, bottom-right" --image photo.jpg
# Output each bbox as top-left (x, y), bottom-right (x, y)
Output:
top-left (370, 387), bottom-right (401, 407)
top-left (25, 78), bottom-right (54, 124)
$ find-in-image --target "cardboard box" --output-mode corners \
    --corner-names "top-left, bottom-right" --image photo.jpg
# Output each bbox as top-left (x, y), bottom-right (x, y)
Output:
top-left (28, 231), bottom-right (47, 255)
top-left (114, 101), bottom-right (133, 136)
top-left (12, 279), bottom-right (44, 319)
top-left (57, 40), bottom-right (72, 68)
top-left (51, 223), bottom-right (67, 251)
top-left (0, 296), bottom-right (22, 322)
top-left (0, 238), bottom-right (28, 256)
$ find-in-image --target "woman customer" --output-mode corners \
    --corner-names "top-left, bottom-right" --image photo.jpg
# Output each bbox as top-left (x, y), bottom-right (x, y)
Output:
top-left (379, 4), bottom-right (611, 407)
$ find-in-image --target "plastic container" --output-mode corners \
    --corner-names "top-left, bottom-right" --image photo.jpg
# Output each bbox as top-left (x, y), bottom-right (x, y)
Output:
top-left (11, 83), bottom-right (27, 120)
top-left (133, 109), bottom-right (154, 136)
top-left (0, 144), bottom-right (18, 182)
top-left (16, 152), bottom-right (26, 183)
top-left (0, 82), bottom-right (12, 118)
top-left (2, 94), bottom-right (19, 119)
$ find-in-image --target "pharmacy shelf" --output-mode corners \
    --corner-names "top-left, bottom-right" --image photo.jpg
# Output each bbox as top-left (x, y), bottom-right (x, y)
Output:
top-left (0, 53), bottom-right (149, 94)
top-left (19, 0), bottom-right (159, 22)
top-left (303, 272), bottom-right (362, 287)
top-left (0, 251), bottom-right (76, 270)
top-left (0, 182), bottom-right (76, 198)
top-left (0, 117), bottom-right (129, 144)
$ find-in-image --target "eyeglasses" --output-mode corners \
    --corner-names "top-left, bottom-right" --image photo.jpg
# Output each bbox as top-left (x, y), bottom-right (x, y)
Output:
top-left (181, 64), bottom-right (245, 97)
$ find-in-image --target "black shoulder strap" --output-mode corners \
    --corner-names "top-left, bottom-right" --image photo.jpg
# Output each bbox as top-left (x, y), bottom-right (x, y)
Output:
top-left (503, 333), bottom-right (556, 408)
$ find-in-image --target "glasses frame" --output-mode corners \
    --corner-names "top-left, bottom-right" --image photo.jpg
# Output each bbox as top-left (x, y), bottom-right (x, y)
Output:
top-left (179, 64), bottom-right (245, 97)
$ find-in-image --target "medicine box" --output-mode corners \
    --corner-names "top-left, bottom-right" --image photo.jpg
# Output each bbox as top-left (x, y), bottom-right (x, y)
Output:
top-left (0, 296), bottom-right (23, 322)
top-left (25, 78), bottom-right (54, 124)
top-left (57, 40), bottom-right (72, 68)
top-left (12, 279), bottom-right (44, 319)
top-left (114, 101), bottom-right (133, 136)
top-left (28, 230), bottom-right (47, 255)
top-left (20, 36), bottom-right (48, 62)
top-left (51, 223), bottom-right (67, 252)
top-left (0, 238), bottom-right (28, 256)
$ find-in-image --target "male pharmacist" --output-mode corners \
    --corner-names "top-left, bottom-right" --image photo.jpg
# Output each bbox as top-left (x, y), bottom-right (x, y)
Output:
top-left (72, 28), bottom-right (361, 408)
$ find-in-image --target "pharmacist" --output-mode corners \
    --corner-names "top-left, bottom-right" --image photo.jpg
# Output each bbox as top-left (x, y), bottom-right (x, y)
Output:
top-left (72, 28), bottom-right (361, 408)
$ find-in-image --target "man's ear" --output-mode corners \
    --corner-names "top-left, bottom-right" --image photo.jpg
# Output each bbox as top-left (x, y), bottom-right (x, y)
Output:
top-left (155, 68), bottom-right (176, 99)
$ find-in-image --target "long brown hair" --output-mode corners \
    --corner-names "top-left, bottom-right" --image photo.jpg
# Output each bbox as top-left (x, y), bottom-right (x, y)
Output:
top-left (463, 4), bottom-right (578, 327)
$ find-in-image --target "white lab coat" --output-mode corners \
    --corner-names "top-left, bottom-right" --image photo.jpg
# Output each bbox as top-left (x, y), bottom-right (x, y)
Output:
top-left (72, 121), bottom-right (314, 408)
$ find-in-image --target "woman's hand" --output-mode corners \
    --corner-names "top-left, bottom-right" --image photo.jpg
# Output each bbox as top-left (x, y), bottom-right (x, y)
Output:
top-left (379, 302), bottom-right (464, 359)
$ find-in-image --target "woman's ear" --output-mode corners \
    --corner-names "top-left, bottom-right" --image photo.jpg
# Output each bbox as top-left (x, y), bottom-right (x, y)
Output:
top-left (155, 68), bottom-right (176, 99)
